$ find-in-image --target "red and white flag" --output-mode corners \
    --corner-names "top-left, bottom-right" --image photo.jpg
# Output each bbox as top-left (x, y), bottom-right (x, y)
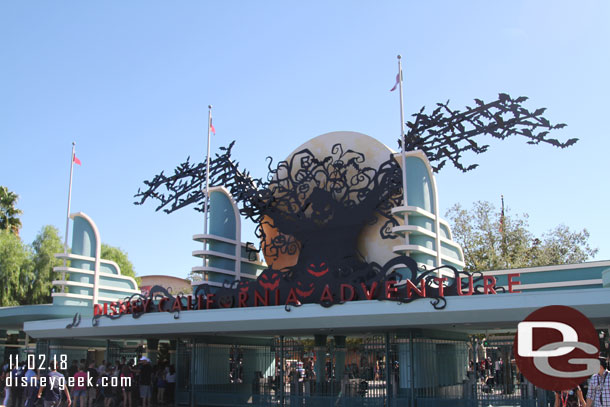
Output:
top-left (73, 154), bottom-right (81, 166)
top-left (390, 73), bottom-right (400, 92)
top-left (210, 118), bottom-right (216, 135)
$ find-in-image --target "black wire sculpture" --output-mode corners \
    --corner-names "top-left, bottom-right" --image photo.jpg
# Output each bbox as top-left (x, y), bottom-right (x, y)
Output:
top-left (132, 93), bottom-right (572, 311)
top-left (402, 93), bottom-right (574, 172)
top-left (135, 141), bottom-right (405, 265)
top-left (91, 285), bottom-right (181, 325)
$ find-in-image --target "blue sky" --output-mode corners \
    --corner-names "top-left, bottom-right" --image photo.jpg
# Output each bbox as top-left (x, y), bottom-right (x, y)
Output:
top-left (2, 1), bottom-right (609, 279)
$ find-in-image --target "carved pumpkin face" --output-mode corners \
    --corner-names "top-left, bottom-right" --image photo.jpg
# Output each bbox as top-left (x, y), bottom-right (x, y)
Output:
top-left (238, 281), bottom-right (251, 294)
top-left (307, 261), bottom-right (329, 278)
top-left (258, 270), bottom-right (280, 290)
top-left (218, 294), bottom-right (234, 308)
top-left (296, 281), bottom-right (315, 298)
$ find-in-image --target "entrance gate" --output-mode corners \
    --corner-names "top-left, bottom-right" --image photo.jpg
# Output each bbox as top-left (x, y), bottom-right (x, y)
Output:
top-left (174, 334), bottom-right (545, 407)
top-left (106, 340), bottom-right (141, 365)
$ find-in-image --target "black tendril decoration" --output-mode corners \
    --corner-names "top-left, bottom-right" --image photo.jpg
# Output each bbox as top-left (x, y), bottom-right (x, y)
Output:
top-left (66, 313), bottom-right (81, 329)
top-left (129, 93), bottom-right (571, 313)
top-left (91, 285), bottom-right (180, 326)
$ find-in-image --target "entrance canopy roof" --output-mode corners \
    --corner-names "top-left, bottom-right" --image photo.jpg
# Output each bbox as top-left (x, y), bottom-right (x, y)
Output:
top-left (0, 304), bottom-right (82, 331)
top-left (24, 286), bottom-right (610, 340)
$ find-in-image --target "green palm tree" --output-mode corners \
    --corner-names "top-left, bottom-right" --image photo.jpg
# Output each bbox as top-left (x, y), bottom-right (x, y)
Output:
top-left (0, 186), bottom-right (23, 235)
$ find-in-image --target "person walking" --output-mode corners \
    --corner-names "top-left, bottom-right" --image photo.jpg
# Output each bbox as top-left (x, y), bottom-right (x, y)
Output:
top-left (120, 365), bottom-right (134, 407)
top-left (86, 362), bottom-right (98, 407)
top-left (586, 358), bottom-right (610, 407)
top-left (72, 365), bottom-right (88, 407)
top-left (99, 367), bottom-right (113, 407)
top-left (3, 364), bottom-right (13, 407)
top-left (97, 361), bottom-right (106, 375)
top-left (137, 357), bottom-right (153, 407)
top-left (24, 367), bottom-right (40, 407)
top-left (165, 366), bottom-right (176, 405)
top-left (12, 361), bottom-right (26, 407)
top-left (37, 362), bottom-right (71, 407)
top-left (156, 367), bottom-right (166, 404)
top-left (67, 361), bottom-right (78, 380)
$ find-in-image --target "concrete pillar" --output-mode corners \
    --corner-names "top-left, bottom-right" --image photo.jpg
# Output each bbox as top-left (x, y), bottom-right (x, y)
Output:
top-left (385, 333), bottom-right (394, 400)
top-left (35, 339), bottom-right (50, 368)
top-left (397, 343), bottom-right (410, 389)
top-left (242, 347), bottom-right (275, 384)
top-left (169, 340), bottom-right (177, 366)
top-left (147, 339), bottom-right (159, 365)
top-left (313, 335), bottom-right (327, 383)
top-left (398, 340), bottom-right (436, 389)
top-left (334, 336), bottom-right (346, 380)
top-left (500, 346), bottom-right (513, 393)
top-left (199, 344), bottom-right (230, 384)
top-left (0, 330), bottom-right (7, 364)
top-left (602, 268), bottom-right (610, 288)
top-left (18, 331), bottom-right (26, 359)
top-left (174, 339), bottom-right (191, 407)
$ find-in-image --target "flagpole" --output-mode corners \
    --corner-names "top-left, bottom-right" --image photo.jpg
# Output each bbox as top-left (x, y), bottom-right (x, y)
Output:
top-left (62, 142), bottom-right (76, 291)
top-left (203, 105), bottom-right (212, 238)
top-left (397, 55), bottom-right (409, 247)
top-left (500, 195), bottom-right (506, 267)
top-left (499, 194), bottom-right (505, 234)
top-left (500, 195), bottom-right (505, 231)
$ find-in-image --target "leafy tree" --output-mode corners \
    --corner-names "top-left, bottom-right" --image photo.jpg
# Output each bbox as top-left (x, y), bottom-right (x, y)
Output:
top-left (0, 216), bottom-right (141, 304)
top-left (0, 186), bottom-right (23, 235)
top-left (0, 230), bottom-right (29, 306)
top-left (0, 226), bottom-right (66, 305)
top-left (186, 271), bottom-right (200, 284)
top-left (446, 201), bottom-right (598, 272)
top-left (532, 225), bottom-right (598, 267)
top-left (22, 226), bottom-right (63, 304)
top-left (101, 243), bottom-right (140, 285)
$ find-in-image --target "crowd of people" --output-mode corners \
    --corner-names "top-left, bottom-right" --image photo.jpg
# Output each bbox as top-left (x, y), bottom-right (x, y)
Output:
top-left (468, 355), bottom-right (610, 406)
top-left (1, 356), bottom-right (177, 407)
top-left (3, 353), bottom-right (610, 406)
top-left (468, 356), bottom-right (506, 386)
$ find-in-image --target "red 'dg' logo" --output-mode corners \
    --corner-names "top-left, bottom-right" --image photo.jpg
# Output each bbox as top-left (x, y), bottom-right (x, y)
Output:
top-left (514, 305), bottom-right (599, 391)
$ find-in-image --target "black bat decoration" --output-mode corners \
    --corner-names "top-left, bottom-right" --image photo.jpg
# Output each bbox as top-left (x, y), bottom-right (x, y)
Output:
top-left (402, 93), bottom-right (574, 172)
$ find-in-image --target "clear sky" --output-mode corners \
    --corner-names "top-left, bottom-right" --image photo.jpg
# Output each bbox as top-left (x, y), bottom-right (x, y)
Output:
top-left (1, 1), bottom-right (609, 280)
